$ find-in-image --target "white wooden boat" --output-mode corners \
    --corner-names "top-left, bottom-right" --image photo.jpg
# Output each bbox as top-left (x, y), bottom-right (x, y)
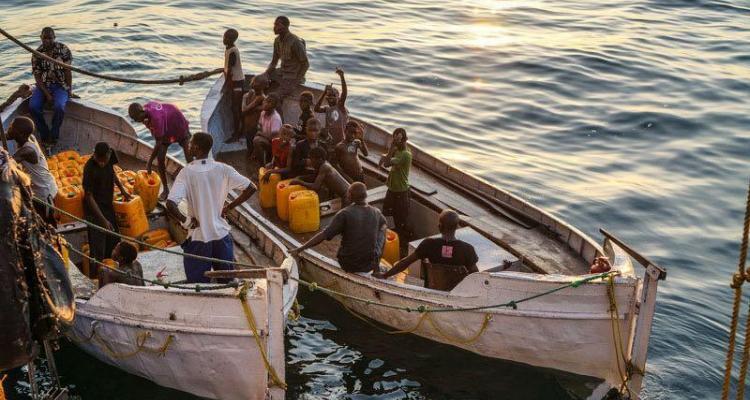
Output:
top-left (202, 74), bottom-right (666, 399)
top-left (1, 96), bottom-right (299, 400)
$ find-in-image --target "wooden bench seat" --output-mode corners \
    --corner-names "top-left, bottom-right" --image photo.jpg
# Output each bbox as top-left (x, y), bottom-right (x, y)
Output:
top-left (320, 185), bottom-right (389, 217)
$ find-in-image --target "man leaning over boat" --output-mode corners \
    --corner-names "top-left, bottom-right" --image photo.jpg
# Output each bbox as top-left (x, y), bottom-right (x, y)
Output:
top-left (166, 132), bottom-right (257, 283)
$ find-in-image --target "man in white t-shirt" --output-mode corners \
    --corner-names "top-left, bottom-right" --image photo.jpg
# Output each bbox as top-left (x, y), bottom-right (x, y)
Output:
top-left (166, 132), bottom-right (257, 283)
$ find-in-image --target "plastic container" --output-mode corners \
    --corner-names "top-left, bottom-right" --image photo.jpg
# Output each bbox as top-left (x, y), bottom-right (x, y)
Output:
top-left (59, 166), bottom-right (80, 178)
top-left (382, 229), bottom-right (400, 265)
top-left (54, 185), bottom-right (84, 223)
top-left (134, 170), bottom-right (161, 213)
top-left (259, 167), bottom-right (281, 208)
top-left (56, 150), bottom-right (80, 163)
top-left (61, 176), bottom-right (82, 188)
top-left (289, 190), bottom-right (320, 233)
top-left (140, 228), bottom-right (172, 249)
top-left (113, 194), bottom-right (149, 238)
top-left (276, 180), bottom-right (305, 221)
top-left (47, 158), bottom-right (58, 171)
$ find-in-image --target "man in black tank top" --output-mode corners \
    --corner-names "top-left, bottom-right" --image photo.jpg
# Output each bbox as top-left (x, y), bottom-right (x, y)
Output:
top-left (374, 210), bottom-right (478, 287)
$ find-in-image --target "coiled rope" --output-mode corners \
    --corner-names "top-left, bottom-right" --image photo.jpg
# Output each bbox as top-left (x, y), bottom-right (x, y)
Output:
top-left (0, 27), bottom-right (222, 85)
top-left (722, 180), bottom-right (750, 400)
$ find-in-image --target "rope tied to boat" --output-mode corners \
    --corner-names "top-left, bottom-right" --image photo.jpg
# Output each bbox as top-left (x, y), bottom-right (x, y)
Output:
top-left (71, 324), bottom-right (175, 360)
top-left (238, 282), bottom-right (287, 390)
top-left (722, 180), bottom-right (750, 400)
top-left (606, 274), bottom-right (633, 398)
top-left (0, 27), bottom-right (223, 86)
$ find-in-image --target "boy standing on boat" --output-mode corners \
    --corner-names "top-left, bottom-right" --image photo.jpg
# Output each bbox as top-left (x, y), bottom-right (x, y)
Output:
top-left (314, 67), bottom-right (349, 150)
top-left (265, 16), bottom-right (309, 111)
top-left (335, 120), bottom-right (369, 183)
top-left (83, 142), bottom-right (131, 269)
top-left (295, 91), bottom-right (315, 140)
top-left (7, 116), bottom-right (58, 226)
top-left (379, 128), bottom-right (412, 244)
top-left (128, 101), bottom-right (193, 200)
top-left (290, 182), bottom-right (386, 275)
top-left (30, 27), bottom-right (73, 145)
top-left (166, 132), bottom-right (257, 283)
top-left (223, 28), bottom-right (245, 143)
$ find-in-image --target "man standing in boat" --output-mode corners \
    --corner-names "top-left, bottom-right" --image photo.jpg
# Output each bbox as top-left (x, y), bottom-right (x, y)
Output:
top-left (379, 128), bottom-right (412, 246)
top-left (30, 27), bottom-right (73, 146)
top-left (166, 132), bottom-right (257, 283)
top-left (290, 182), bottom-right (387, 275)
top-left (264, 16), bottom-right (309, 113)
top-left (128, 100), bottom-right (193, 200)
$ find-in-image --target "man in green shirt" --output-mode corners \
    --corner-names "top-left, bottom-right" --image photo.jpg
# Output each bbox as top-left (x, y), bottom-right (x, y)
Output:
top-left (379, 128), bottom-right (412, 247)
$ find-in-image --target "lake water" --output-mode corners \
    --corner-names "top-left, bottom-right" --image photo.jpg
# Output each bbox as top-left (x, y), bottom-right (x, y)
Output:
top-left (1, 0), bottom-right (749, 399)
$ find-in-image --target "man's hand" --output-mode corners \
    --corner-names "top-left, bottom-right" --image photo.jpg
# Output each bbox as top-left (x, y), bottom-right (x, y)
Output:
top-left (372, 271), bottom-right (387, 279)
top-left (261, 171), bottom-right (272, 183)
top-left (146, 160), bottom-right (153, 175)
top-left (221, 205), bottom-right (231, 218)
top-left (290, 179), bottom-right (302, 186)
top-left (352, 139), bottom-right (362, 147)
top-left (335, 66), bottom-right (344, 76)
top-left (101, 219), bottom-right (114, 232)
top-left (288, 248), bottom-right (301, 259)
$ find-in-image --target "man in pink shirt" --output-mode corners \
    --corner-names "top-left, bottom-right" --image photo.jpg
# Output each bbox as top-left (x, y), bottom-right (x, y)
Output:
top-left (129, 101), bottom-right (193, 200)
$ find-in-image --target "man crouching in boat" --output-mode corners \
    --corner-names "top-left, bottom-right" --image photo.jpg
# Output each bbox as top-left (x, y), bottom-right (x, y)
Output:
top-left (290, 147), bottom-right (350, 203)
top-left (289, 182), bottom-right (387, 276)
top-left (373, 210), bottom-right (478, 290)
top-left (166, 133), bottom-right (257, 283)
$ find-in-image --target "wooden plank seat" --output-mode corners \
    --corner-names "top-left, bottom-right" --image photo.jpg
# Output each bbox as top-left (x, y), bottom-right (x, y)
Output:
top-left (320, 185), bottom-right (389, 217)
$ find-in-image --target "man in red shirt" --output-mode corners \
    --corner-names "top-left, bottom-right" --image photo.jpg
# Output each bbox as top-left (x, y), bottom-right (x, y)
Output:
top-left (129, 101), bottom-right (193, 200)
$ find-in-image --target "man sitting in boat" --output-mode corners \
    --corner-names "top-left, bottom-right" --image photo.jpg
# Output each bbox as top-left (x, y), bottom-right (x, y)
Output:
top-left (264, 15), bottom-right (309, 112)
top-left (7, 116), bottom-right (58, 226)
top-left (290, 147), bottom-right (349, 202)
top-left (374, 210), bottom-right (478, 290)
top-left (83, 142), bottom-right (132, 271)
top-left (166, 132), bottom-right (257, 283)
top-left (288, 117), bottom-right (324, 178)
top-left (335, 120), bottom-right (369, 183)
top-left (128, 101), bottom-right (193, 201)
top-left (30, 27), bottom-right (72, 146)
top-left (290, 182), bottom-right (387, 275)
top-left (252, 95), bottom-right (282, 164)
top-left (99, 242), bottom-right (144, 287)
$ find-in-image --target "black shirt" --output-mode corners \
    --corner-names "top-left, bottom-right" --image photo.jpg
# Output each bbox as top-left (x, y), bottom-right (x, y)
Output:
top-left (82, 152), bottom-right (119, 215)
top-left (415, 238), bottom-right (479, 270)
top-left (295, 108), bottom-right (313, 140)
top-left (323, 204), bottom-right (387, 273)
top-left (291, 139), bottom-right (314, 175)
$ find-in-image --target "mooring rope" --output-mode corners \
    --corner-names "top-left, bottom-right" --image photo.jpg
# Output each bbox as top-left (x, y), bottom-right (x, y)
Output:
top-left (0, 27), bottom-right (222, 85)
top-left (722, 180), bottom-right (750, 400)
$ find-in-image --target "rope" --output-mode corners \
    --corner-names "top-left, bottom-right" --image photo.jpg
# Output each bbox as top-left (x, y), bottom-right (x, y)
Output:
top-left (297, 271), bottom-right (618, 313)
top-left (607, 274), bottom-right (632, 397)
top-left (36, 197), bottom-right (271, 270)
top-left (238, 283), bottom-right (287, 390)
top-left (0, 28), bottom-right (223, 85)
top-left (71, 325), bottom-right (175, 360)
top-left (722, 180), bottom-right (750, 400)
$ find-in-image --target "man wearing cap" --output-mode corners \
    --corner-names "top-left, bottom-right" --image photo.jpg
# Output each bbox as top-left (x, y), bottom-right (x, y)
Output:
top-left (265, 15), bottom-right (309, 112)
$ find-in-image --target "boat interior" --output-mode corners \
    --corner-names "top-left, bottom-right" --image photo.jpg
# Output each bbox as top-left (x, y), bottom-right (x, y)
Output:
top-left (206, 75), bottom-right (606, 289)
top-left (3, 100), bottom-right (276, 298)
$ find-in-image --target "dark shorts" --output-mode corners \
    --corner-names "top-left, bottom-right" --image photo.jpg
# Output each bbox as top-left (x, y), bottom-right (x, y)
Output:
top-left (182, 234), bottom-right (235, 283)
top-left (383, 189), bottom-right (410, 231)
top-left (87, 210), bottom-right (120, 276)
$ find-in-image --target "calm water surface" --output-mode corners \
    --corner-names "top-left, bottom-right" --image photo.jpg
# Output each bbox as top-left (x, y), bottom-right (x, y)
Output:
top-left (2, 0), bottom-right (750, 399)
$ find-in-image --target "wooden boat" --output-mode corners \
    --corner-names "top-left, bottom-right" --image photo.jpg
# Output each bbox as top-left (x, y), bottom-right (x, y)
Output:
top-left (1, 96), bottom-right (299, 400)
top-left (202, 74), bottom-right (666, 399)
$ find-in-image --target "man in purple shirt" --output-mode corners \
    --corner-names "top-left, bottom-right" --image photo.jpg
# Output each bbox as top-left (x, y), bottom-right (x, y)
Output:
top-left (129, 101), bottom-right (193, 200)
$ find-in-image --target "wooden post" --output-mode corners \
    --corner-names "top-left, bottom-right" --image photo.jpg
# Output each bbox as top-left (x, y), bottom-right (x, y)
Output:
top-left (624, 263), bottom-right (662, 397)
top-left (266, 269), bottom-right (286, 400)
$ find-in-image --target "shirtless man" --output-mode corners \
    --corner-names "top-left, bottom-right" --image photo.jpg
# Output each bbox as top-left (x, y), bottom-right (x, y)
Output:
top-left (290, 146), bottom-right (350, 201)
top-left (335, 120), bottom-right (368, 183)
